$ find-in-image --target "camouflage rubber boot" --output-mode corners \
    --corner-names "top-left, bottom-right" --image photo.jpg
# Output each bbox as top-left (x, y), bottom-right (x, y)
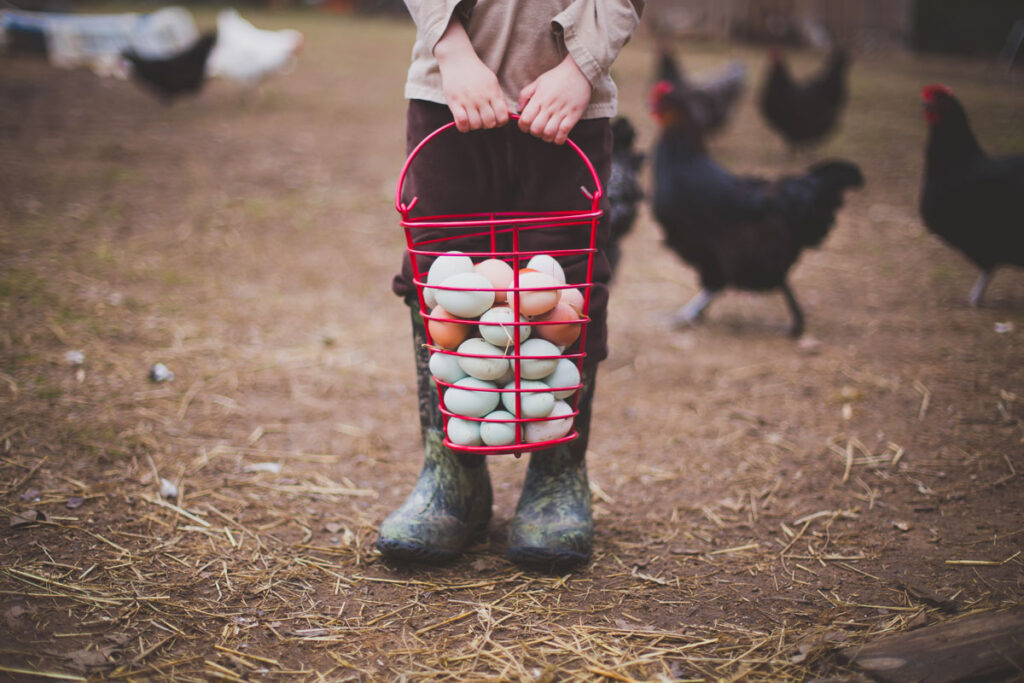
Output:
top-left (507, 367), bottom-right (597, 570)
top-left (375, 303), bottom-right (492, 563)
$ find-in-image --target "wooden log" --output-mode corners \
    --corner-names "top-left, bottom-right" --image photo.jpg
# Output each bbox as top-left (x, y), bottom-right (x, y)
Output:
top-left (840, 607), bottom-right (1024, 683)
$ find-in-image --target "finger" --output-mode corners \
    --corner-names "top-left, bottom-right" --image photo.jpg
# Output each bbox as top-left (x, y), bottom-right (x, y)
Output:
top-left (554, 116), bottom-right (575, 145)
top-left (517, 81), bottom-right (537, 112)
top-left (518, 98), bottom-right (538, 132)
top-left (466, 106), bottom-right (483, 131)
top-left (451, 104), bottom-right (470, 133)
top-left (530, 109), bottom-right (551, 139)
top-left (480, 102), bottom-right (497, 129)
top-left (492, 96), bottom-right (509, 126)
top-left (542, 114), bottom-right (561, 143)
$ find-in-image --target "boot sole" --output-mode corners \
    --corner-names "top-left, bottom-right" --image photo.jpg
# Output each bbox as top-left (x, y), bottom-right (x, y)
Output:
top-left (507, 545), bottom-right (590, 570)
top-left (376, 538), bottom-right (459, 564)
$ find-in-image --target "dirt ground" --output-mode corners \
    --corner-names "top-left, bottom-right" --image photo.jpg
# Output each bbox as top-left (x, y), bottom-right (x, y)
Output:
top-left (2, 9), bottom-right (1022, 682)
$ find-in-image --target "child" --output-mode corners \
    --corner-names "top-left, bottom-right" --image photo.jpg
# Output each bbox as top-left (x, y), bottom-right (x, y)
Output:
top-left (378, 0), bottom-right (644, 569)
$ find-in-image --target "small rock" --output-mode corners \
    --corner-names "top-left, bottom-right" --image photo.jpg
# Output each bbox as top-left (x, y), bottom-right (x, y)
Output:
top-left (64, 350), bottom-right (85, 366)
top-left (994, 321), bottom-right (1014, 334)
top-left (149, 363), bottom-right (174, 383)
top-left (160, 478), bottom-right (179, 500)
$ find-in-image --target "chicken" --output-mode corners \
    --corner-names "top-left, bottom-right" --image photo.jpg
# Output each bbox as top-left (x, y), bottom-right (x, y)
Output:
top-left (655, 51), bottom-right (746, 138)
top-left (649, 64), bottom-right (864, 337)
top-left (205, 9), bottom-right (303, 88)
top-left (605, 116), bottom-right (645, 278)
top-left (123, 31), bottom-right (217, 104)
top-left (759, 48), bottom-right (848, 150)
top-left (920, 84), bottom-right (1024, 306)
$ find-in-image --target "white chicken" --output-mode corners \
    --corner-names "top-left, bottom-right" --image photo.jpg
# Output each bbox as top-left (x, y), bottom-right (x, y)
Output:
top-left (205, 9), bottom-right (303, 87)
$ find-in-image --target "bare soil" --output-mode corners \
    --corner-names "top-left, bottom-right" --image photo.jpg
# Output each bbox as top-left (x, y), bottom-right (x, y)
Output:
top-left (1, 10), bottom-right (1022, 682)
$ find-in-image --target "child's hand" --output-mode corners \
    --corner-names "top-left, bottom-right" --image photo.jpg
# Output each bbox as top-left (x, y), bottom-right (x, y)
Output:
top-left (517, 55), bottom-right (593, 145)
top-left (435, 19), bottom-right (509, 133)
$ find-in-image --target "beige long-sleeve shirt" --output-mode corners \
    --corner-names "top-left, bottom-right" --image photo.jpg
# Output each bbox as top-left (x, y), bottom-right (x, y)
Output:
top-left (403, 0), bottom-right (644, 119)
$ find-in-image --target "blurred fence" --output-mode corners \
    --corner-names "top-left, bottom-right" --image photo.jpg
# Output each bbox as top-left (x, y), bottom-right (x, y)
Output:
top-left (645, 0), bottom-right (913, 51)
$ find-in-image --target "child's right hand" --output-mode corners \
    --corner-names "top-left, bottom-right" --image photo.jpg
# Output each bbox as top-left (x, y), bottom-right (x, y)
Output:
top-left (434, 19), bottom-right (509, 133)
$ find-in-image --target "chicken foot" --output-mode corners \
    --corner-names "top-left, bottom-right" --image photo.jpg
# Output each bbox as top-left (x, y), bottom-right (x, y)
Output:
top-left (780, 282), bottom-right (805, 338)
top-left (967, 270), bottom-right (992, 308)
top-left (670, 288), bottom-right (716, 327)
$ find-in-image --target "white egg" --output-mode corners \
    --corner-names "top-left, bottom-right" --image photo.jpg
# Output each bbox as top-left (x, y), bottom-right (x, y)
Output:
top-left (443, 377), bottom-right (500, 417)
top-left (495, 364), bottom-right (516, 387)
top-left (540, 358), bottom-right (581, 399)
top-left (479, 410), bottom-right (517, 447)
top-left (515, 338), bottom-right (561, 379)
top-left (435, 272), bottom-right (496, 318)
top-left (456, 338), bottom-right (509, 381)
top-left (526, 254), bottom-right (566, 284)
top-left (478, 306), bottom-right (530, 348)
top-left (524, 400), bottom-right (575, 443)
top-left (429, 351), bottom-right (468, 385)
top-left (501, 380), bottom-right (555, 418)
top-left (447, 417), bottom-right (482, 446)
top-left (425, 252), bottom-right (473, 308)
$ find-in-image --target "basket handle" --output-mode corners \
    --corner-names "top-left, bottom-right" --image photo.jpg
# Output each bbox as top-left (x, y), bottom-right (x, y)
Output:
top-left (395, 113), bottom-right (604, 214)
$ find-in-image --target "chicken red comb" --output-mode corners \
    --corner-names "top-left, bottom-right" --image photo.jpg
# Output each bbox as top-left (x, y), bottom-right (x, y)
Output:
top-left (649, 80), bottom-right (673, 109)
top-left (921, 84), bottom-right (953, 101)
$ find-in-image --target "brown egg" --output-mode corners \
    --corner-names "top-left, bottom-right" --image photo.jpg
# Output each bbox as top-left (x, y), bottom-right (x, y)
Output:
top-left (473, 259), bottom-right (513, 303)
top-left (512, 270), bottom-right (561, 317)
top-left (532, 301), bottom-right (581, 347)
top-left (427, 305), bottom-right (471, 350)
top-left (560, 287), bottom-right (586, 314)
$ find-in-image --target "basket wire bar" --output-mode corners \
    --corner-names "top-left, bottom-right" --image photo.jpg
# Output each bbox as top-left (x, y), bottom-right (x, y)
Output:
top-left (397, 117), bottom-right (602, 455)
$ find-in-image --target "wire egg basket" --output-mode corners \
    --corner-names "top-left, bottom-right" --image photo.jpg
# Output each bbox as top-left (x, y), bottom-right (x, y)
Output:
top-left (396, 117), bottom-right (602, 455)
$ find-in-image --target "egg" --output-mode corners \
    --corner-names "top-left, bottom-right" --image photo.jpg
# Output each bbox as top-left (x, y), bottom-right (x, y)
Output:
top-left (473, 259), bottom-right (513, 303)
top-left (456, 338), bottom-right (509, 381)
top-left (429, 351), bottom-right (468, 385)
top-left (479, 410), bottom-right (517, 446)
top-left (426, 305), bottom-right (471, 350)
top-left (435, 272), bottom-right (496, 318)
top-left (532, 301), bottom-right (582, 347)
top-left (425, 252), bottom-right (473, 308)
top-left (515, 338), bottom-right (561, 379)
top-left (478, 305), bottom-right (530, 349)
top-left (526, 254), bottom-right (566, 284)
top-left (444, 377), bottom-right (500, 417)
top-left (524, 400), bottom-right (575, 443)
top-left (560, 286), bottom-right (586, 314)
top-left (501, 379), bottom-right (555, 418)
top-left (541, 358), bottom-right (581, 399)
top-left (447, 417), bottom-right (482, 446)
top-left (511, 270), bottom-right (561, 317)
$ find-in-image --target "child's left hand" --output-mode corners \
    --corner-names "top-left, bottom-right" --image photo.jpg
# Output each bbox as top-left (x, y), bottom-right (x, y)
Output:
top-left (517, 55), bottom-right (592, 145)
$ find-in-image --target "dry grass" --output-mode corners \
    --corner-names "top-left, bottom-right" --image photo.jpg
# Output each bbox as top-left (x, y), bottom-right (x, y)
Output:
top-left (2, 7), bottom-right (1023, 682)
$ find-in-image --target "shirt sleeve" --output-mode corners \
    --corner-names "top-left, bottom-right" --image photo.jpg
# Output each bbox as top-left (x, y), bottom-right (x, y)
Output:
top-left (551, 0), bottom-right (644, 87)
top-left (403, 0), bottom-right (477, 54)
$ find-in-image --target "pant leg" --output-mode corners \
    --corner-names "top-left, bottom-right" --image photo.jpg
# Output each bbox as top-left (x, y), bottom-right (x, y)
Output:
top-left (510, 119), bottom-right (613, 366)
top-left (393, 101), bottom-right (514, 299)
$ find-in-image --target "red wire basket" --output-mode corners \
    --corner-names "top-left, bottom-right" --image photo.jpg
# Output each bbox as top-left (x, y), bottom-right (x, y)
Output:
top-left (396, 116), bottom-right (603, 455)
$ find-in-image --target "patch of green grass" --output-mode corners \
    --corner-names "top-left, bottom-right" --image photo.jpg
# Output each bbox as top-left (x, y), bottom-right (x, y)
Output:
top-left (36, 385), bottom-right (63, 400)
top-left (0, 269), bottom-right (57, 308)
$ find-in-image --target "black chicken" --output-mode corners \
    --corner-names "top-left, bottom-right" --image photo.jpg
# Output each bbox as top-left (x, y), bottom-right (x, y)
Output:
top-left (649, 66), bottom-right (864, 337)
top-left (759, 48), bottom-right (848, 150)
top-left (920, 84), bottom-right (1024, 306)
top-left (656, 51), bottom-right (746, 138)
top-left (605, 116), bottom-right (645, 278)
top-left (123, 31), bottom-right (218, 104)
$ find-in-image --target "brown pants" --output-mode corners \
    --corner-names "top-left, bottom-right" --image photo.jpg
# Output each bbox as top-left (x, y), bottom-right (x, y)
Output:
top-left (392, 100), bottom-right (613, 364)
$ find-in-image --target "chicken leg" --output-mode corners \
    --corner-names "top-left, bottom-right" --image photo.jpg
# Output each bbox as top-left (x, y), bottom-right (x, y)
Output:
top-left (670, 288), bottom-right (715, 327)
top-left (780, 281), bottom-right (805, 338)
top-left (967, 270), bottom-right (992, 308)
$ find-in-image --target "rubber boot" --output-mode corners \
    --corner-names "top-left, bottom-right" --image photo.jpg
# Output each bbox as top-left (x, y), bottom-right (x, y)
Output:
top-left (507, 367), bottom-right (597, 570)
top-left (375, 303), bottom-right (492, 563)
